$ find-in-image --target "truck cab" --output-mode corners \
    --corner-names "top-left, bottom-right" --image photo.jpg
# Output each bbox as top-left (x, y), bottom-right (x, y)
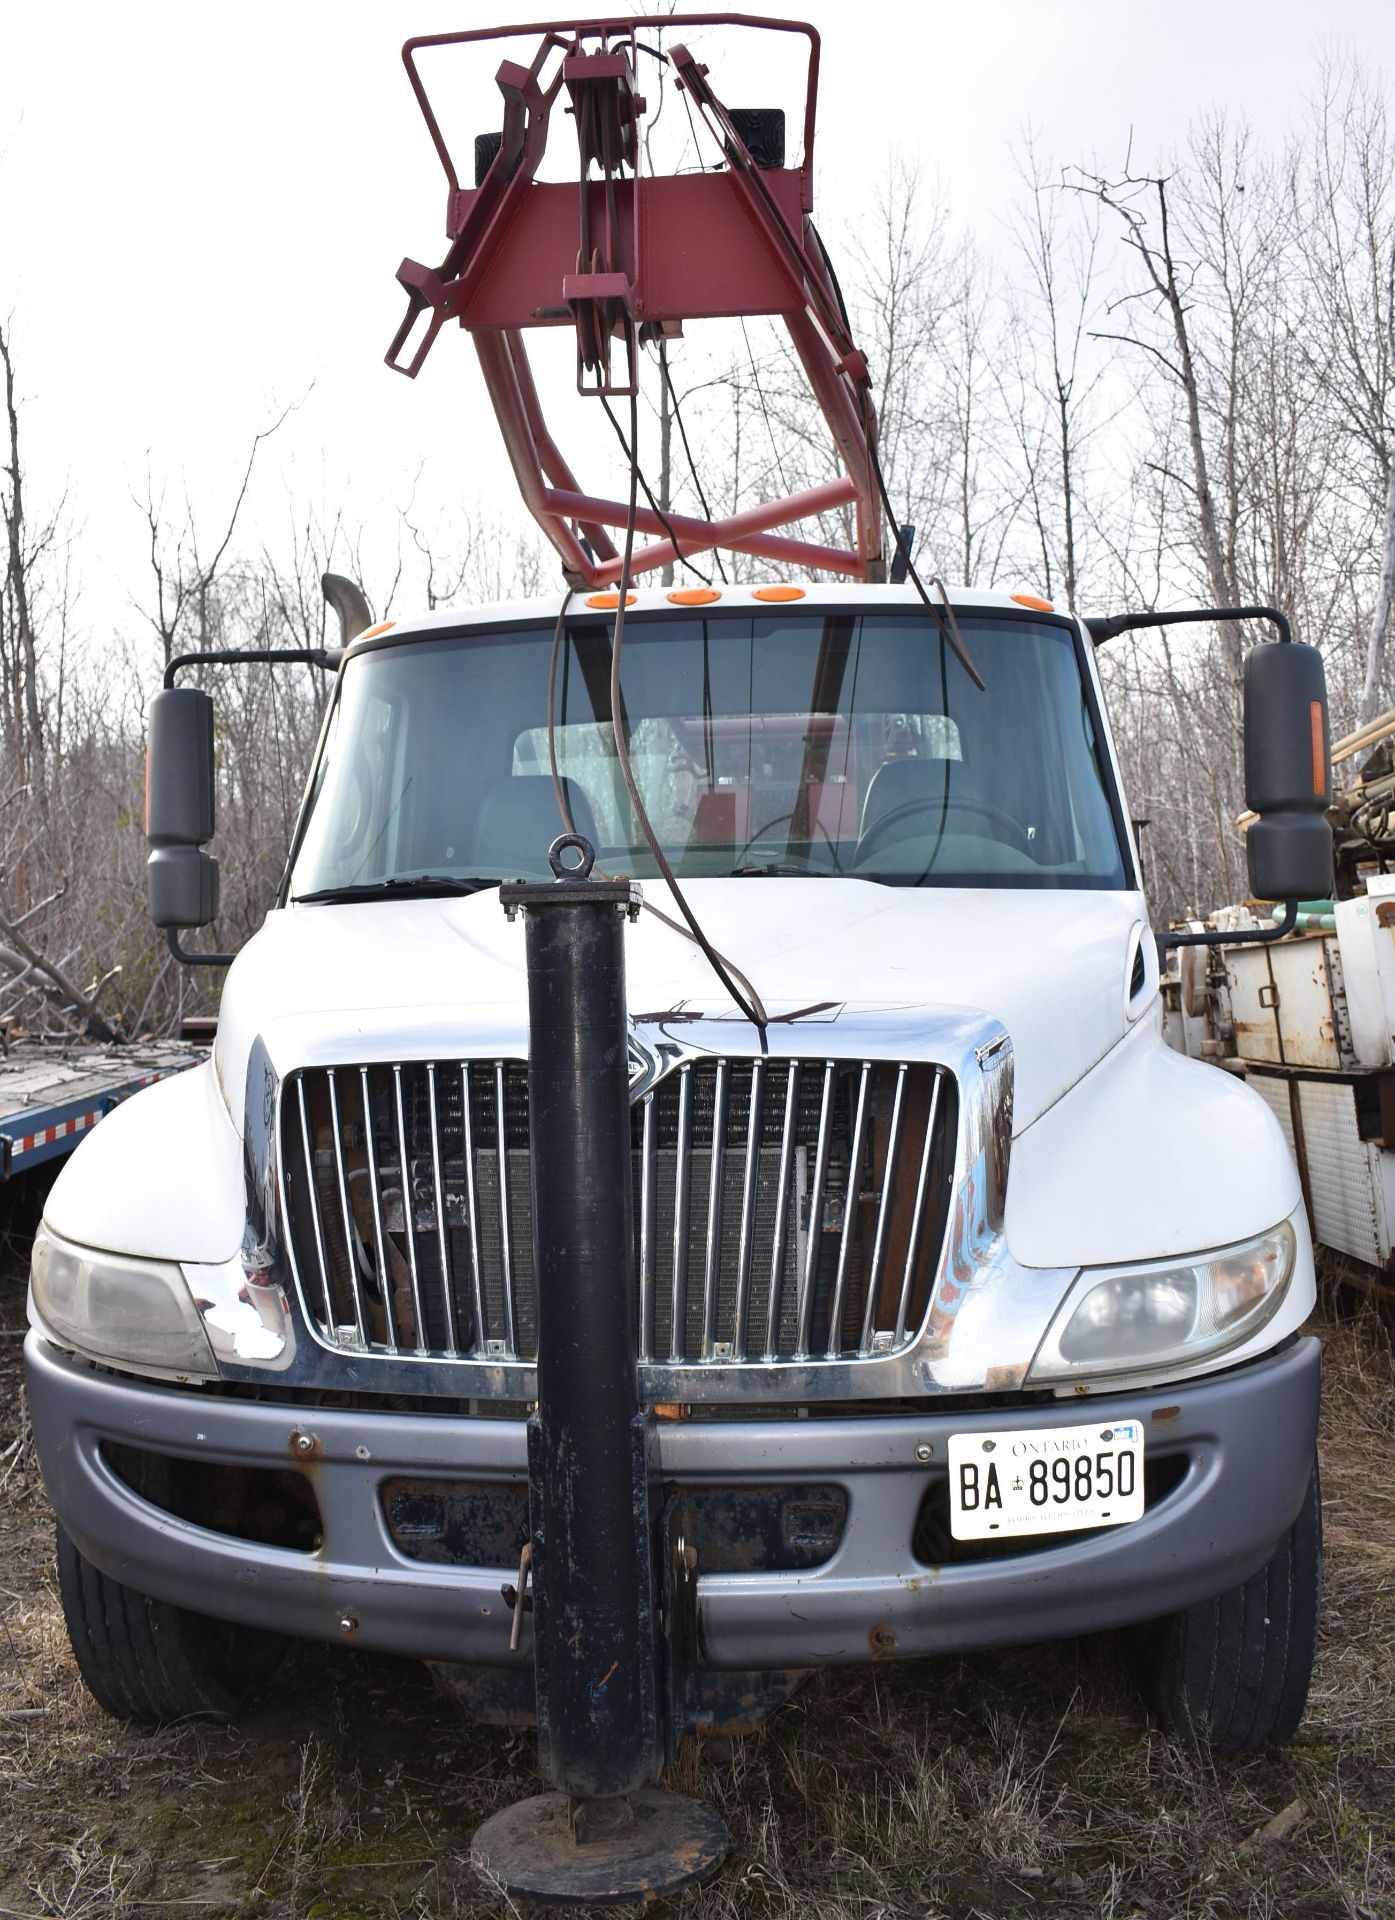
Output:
top-left (24, 581), bottom-right (1323, 1752)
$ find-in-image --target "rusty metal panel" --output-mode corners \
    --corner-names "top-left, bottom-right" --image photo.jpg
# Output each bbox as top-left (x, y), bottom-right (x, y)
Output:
top-left (1248, 1073), bottom-right (1298, 1158)
top-left (1225, 946), bottom-right (1283, 1063)
top-left (1294, 1078), bottom-right (1385, 1266)
top-left (1226, 935), bottom-right (1345, 1070)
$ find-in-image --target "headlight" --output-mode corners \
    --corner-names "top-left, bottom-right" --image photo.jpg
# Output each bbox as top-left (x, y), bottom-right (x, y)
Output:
top-left (1028, 1220), bottom-right (1296, 1384)
top-left (29, 1224), bottom-right (216, 1379)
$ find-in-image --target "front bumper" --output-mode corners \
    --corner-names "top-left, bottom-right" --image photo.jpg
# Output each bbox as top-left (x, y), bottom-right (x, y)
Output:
top-left (25, 1331), bottom-right (1320, 1671)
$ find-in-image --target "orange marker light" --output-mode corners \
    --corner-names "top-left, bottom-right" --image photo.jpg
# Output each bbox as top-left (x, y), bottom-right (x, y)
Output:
top-left (752, 585), bottom-right (806, 603)
top-left (668, 587), bottom-right (722, 606)
top-left (358, 621), bottom-right (397, 640)
top-left (586, 592), bottom-right (637, 609)
top-left (1011, 592), bottom-right (1054, 613)
top-left (1311, 701), bottom-right (1326, 798)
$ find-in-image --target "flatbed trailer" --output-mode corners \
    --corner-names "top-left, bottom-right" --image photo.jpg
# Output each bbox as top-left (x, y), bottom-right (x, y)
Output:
top-left (0, 1042), bottom-right (199, 1181)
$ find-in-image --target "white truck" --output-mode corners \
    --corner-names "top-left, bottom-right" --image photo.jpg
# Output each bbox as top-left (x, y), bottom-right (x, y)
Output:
top-left (16, 13), bottom-right (1347, 1893)
top-left (26, 579), bottom-right (1328, 1760)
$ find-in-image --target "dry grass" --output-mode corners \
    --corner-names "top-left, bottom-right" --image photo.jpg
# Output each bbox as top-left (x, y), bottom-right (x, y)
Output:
top-left (1, 1253), bottom-right (1391, 1920)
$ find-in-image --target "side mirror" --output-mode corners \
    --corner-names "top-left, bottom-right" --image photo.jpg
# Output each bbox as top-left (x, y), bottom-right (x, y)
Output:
top-left (146, 688), bottom-right (220, 928)
top-left (148, 846), bottom-right (220, 928)
top-left (1243, 642), bottom-right (1333, 903)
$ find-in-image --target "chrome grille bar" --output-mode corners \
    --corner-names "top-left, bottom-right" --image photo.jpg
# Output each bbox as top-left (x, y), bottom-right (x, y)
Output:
top-left (359, 1067), bottom-right (397, 1353)
top-left (700, 1060), bottom-right (730, 1359)
top-left (295, 1077), bottom-right (335, 1334)
top-left (825, 1061), bottom-right (870, 1358)
top-left (425, 1064), bottom-right (459, 1353)
top-left (896, 1070), bottom-right (944, 1342)
top-left (860, 1061), bottom-right (907, 1354)
top-left (494, 1061), bottom-right (517, 1354)
top-left (731, 1056), bottom-right (765, 1359)
top-left (459, 1065), bottom-right (487, 1359)
top-left (669, 1066), bottom-right (693, 1363)
top-left (764, 1062), bottom-right (802, 1362)
top-left (325, 1069), bottom-right (368, 1348)
top-left (638, 1091), bottom-right (657, 1362)
top-left (794, 1062), bottom-right (836, 1359)
top-left (391, 1063), bottom-right (428, 1352)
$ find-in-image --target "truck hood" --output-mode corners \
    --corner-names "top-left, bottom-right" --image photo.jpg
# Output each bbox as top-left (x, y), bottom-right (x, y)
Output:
top-left (213, 882), bottom-right (1151, 1136)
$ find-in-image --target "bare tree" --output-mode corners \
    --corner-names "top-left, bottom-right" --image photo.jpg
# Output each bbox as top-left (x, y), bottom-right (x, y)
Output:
top-left (1074, 162), bottom-right (1241, 641)
top-left (140, 403), bottom-right (294, 666)
top-left (403, 502), bottom-right (547, 609)
top-left (1, 320), bottom-right (53, 819)
top-left (1302, 54), bottom-right (1395, 726)
top-left (1002, 134), bottom-right (1108, 609)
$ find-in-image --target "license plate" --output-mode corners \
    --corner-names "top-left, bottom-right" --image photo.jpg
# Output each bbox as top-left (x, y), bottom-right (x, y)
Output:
top-left (947, 1419), bottom-right (1146, 1541)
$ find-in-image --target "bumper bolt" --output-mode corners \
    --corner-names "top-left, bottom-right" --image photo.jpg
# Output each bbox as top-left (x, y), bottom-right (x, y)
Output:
top-left (291, 1430), bottom-right (318, 1456)
top-left (914, 1442), bottom-right (932, 1463)
top-left (338, 1611), bottom-right (359, 1637)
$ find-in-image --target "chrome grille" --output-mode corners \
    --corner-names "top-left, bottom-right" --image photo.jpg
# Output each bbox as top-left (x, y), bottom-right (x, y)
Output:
top-left (280, 1056), bottom-right (955, 1370)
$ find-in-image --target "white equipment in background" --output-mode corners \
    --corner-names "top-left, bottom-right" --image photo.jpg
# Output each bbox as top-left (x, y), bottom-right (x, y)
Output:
top-left (1165, 875), bottom-right (1395, 1275)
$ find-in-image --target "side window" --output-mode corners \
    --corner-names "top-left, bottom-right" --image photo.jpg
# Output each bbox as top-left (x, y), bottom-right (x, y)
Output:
top-left (292, 687), bottom-right (401, 887)
top-left (297, 693), bottom-right (341, 844)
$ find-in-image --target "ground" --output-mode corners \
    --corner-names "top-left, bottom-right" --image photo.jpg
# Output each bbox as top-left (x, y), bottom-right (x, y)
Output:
top-left (1, 1233), bottom-right (1391, 1920)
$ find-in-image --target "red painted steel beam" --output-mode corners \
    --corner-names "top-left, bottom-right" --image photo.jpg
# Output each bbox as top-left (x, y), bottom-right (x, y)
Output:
top-left (544, 478), bottom-right (865, 583)
top-left (401, 17), bottom-right (822, 207)
top-left (506, 332), bottom-right (619, 564)
top-left (784, 309), bottom-right (879, 568)
top-left (474, 333), bottom-right (599, 580)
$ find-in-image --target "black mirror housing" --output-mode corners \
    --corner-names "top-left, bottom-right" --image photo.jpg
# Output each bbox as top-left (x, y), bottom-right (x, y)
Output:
top-left (147, 688), bottom-right (215, 847)
top-left (147, 688), bottom-right (218, 930)
top-left (148, 846), bottom-right (220, 929)
top-left (1244, 642), bottom-right (1330, 813)
top-left (1243, 642), bottom-right (1333, 902)
top-left (1247, 813), bottom-right (1332, 903)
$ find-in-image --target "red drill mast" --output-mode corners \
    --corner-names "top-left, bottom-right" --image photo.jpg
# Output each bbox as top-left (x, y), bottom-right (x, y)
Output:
top-left (387, 14), bottom-right (884, 589)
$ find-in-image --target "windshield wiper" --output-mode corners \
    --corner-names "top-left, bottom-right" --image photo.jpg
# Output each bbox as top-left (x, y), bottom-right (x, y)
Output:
top-left (291, 876), bottom-right (500, 905)
top-left (727, 863), bottom-right (842, 878)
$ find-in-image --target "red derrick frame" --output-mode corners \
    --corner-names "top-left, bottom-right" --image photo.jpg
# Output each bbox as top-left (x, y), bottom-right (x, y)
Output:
top-left (387, 14), bottom-right (884, 589)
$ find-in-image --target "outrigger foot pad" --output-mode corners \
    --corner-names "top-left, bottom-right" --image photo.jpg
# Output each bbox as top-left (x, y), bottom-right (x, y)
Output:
top-left (471, 1789), bottom-right (730, 1906)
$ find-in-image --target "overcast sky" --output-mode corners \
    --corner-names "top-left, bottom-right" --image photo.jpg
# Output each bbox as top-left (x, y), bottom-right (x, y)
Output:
top-left (3, 0), bottom-right (1394, 650)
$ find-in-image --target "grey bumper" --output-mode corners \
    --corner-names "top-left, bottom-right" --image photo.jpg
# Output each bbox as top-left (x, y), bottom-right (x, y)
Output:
top-left (25, 1331), bottom-right (1321, 1671)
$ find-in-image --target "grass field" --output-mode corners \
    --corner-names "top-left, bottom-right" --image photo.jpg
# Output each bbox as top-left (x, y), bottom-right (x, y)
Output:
top-left (1, 1246), bottom-right (1391, 1920)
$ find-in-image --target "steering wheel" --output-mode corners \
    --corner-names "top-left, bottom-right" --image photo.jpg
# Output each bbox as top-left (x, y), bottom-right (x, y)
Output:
top-left (856, 793), bottom-right (1033, 864)
top-left (733, 809), bottom-right (842, 872)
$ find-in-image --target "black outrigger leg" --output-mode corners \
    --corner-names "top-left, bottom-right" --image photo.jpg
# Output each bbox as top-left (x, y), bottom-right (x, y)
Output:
top-left (473, 836), bottom-right (729, 1906)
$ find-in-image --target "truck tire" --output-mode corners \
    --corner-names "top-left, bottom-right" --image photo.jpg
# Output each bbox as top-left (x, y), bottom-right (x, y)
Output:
top-left (1133, 1457), bottom-right (1321, 1750)
top-left (56, 1522), bottom-right (288, 1725)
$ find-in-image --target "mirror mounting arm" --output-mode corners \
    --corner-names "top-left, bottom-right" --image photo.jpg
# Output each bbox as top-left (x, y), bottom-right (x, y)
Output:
top-left (163, 647), bottom-right (339, 690)
top-left (1157, 897), bottom-right (1298, 957)
top-left (166, 929), bottom-right (234, 968)
top-left (1087, 605), bottom-right (1292, 647)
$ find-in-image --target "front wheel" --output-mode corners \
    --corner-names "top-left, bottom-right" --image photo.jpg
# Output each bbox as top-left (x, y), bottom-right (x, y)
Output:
top-left (56, 1521), bottom-right (288, 1725)
top-left (1132, 1457), bottom-right (1322, 1751)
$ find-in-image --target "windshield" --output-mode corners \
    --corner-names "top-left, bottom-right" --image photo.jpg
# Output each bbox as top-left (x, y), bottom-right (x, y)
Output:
top-left (288, 611), bottom-right (1131, 897)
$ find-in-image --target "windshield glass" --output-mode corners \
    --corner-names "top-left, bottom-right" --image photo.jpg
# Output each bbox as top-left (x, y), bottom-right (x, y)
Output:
top-left (288, 611), bottom-right (1130, 896)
